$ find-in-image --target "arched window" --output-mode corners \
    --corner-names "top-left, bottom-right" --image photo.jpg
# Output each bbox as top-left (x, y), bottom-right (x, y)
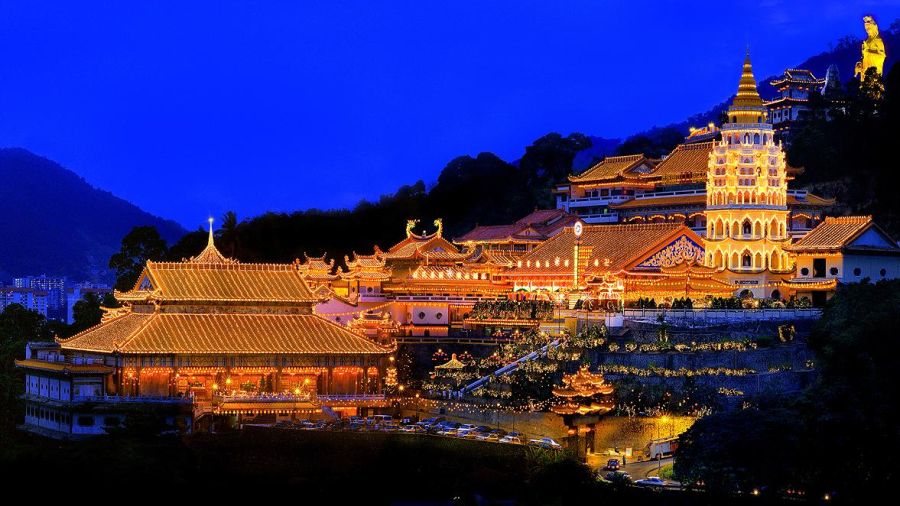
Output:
top-left (754, 133), bottom-right (760, 144)
top-left (771, 289), bottom-right (781, 300)
top-left (742, 220), bottom-right (752, 236)
top-left (742, 253), bottom-right (752, 268)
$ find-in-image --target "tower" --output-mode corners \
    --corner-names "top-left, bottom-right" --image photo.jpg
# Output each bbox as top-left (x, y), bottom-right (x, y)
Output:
top-left (705, 53), bottom-right (791, 298)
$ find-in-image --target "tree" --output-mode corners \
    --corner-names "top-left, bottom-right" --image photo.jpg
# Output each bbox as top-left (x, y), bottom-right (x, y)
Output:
top-left (219, 210), bottom-right (239, 258)
top-left (518, 133), bottom-right (593, 208)
top-left (614, 126), bottom-right (684, 158)
top-left (109, 226), bottom-right (169, 291)
top-left (69, 292), bottom-right (118, 334)
top-left (0, 304), bottom-right (49, 431)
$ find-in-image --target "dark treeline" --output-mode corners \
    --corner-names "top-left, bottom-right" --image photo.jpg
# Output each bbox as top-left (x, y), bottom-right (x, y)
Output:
top-left (110, 133), bottom-right (594, 290)
top-left (787, 65), bottom-right (900, 235)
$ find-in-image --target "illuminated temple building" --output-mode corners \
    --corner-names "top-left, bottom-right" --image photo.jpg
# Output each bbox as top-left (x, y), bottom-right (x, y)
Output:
top-left (316, 219), bottom-right (509, 338)
top-left (554, 57), bottom-right (832, 239)
top-left (17, 223), bottom-right (394, 438)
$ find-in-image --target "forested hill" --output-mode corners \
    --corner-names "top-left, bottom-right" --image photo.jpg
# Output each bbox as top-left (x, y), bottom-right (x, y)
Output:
top-left (0, 148), bottom-right (185, 281)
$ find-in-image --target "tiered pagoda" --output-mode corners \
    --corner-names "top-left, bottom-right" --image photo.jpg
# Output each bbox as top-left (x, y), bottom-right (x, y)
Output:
top-left (705, 53), bottom-right (794, 298)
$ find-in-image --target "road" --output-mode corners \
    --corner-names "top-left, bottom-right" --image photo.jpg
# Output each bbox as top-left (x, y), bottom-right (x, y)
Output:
top-left (590, 453), bottom-right (678, 483)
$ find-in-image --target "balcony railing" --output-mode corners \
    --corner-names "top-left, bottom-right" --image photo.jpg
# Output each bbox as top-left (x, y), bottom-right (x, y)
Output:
top-left (73, 395), bottom-right (191, 404)
top-left (318, 394), bottom-right (386, 402)
top-left (217, 393), bottom-right (313, 403)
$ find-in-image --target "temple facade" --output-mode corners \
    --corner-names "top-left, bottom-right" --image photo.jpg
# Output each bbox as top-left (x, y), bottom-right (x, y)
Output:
top-left (17, 222), bottom-right (394, 438)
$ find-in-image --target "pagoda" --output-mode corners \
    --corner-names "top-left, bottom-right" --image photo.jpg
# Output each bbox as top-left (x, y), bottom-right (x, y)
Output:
top-left (704, 53), bottom-right (793, 299)
top-left (551, 365), bottom-right (615, 416)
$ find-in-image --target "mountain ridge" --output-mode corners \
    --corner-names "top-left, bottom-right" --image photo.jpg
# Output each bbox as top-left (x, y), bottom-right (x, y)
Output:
top-left (0, 148), bottom-right (186, 282)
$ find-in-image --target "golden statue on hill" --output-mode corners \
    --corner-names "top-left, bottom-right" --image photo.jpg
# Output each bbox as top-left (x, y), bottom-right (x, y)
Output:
top-left (855, 15), bottom-right (886, 80)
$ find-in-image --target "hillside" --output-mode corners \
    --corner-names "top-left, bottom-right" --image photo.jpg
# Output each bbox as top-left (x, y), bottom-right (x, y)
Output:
top-left (0, 148), bottom-right (185, 281)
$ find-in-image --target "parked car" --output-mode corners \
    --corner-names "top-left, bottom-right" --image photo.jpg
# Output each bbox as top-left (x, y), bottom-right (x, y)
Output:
top-left (634, 477), bottom-right (666, 488)
top-left (372, 414), bottom-right (393, 424)
top-left (399, 424), bottom-right (425, 433)
top-left (434, 421), bottom-right (459, 434)
top-left (604, 471), bottom-right (632, 484)
top-left (605, 459), bottom-right (621, 471)
top-left (499, 435), bottom-right (523, 444)
top-left (476, 432), bottom-right (501, 442)
top-left (529, 437), bottom-right (562, 450)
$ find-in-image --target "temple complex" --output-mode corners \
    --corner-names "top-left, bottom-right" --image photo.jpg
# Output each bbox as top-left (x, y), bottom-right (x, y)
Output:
top-left (17, 221), bottom-right (394, 438)
top-left (554, 133), bottom-right (831, 238)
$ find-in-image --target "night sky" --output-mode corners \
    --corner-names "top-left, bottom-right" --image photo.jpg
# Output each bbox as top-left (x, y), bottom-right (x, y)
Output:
top-left (1, 1), bottom-right (898, 229)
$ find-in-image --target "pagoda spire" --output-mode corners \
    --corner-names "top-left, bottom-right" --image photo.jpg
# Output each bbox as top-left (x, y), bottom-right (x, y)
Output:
top-left (206, 216), bottom-right (215, 247)
top-left (727, 51), bottom-right (767, 124)
top-left (188, 216), bottom-right (234, 264)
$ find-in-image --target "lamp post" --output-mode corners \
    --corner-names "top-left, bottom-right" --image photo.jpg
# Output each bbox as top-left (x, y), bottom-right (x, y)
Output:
top-left (211, 382), bottom-right (219, 434)
top-left (658, 415), bottom-right (670, 473)
top-left (415, 393), bottom-right (420, 422)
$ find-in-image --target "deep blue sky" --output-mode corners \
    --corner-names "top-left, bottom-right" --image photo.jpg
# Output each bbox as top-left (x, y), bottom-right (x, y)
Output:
top-left (2, 1), bottom-right (899, 229)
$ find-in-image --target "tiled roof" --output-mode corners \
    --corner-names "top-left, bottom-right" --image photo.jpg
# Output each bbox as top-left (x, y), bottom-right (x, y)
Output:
top-left (134, 261), bottom-right (319, 303)
top-left (651, 142), bottom-right (713, 180)
top-left (505, 223), bottom-right (690, 276)
top-left (786, 216), bottom-right (893, 252)
top-left (58, 311), bottom-right (392, 355)
top-left (515, 208), bottom-right (570, 226)
top-left (569, 154), bottom-right (653, 182)
top-left (456, 210), bottom-right (577, 243)
top-left (788, 193), bottom-right (835, 207)
top-left (455, 224), bottom-right (524, 243)
top-left (382, 236), bottom-right (468, 260)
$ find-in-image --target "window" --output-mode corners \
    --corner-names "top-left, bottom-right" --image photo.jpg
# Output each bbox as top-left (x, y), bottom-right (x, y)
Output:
top-left (853, 267), bottom-right (861, 276)
top-left (801, 267), bottom-right (810, 276)
top-left (742, 254), bottom-right (752, 268)
top-left (435, 312), bottom-right (443, 320)
top-left (813, 258), bottom-right (826, 278)
top-left (830, 267), bottom-right (839, 276)
top-left (771, 289), bottom-right (781, 300)
top-left (104, 417), bottom-right (120, 427)
top-left (418, 312), bottom-right (426, 320)
top-left (880, 268), bottom-right (887, 277)
top-left (366, 287), bottom-right (373, 293)
top-left (77, 416), bottom-right (94, 427)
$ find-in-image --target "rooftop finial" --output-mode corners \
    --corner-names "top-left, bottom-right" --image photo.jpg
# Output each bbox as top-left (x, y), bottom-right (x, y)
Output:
top-left (207, 217), bottom-right (215, 247)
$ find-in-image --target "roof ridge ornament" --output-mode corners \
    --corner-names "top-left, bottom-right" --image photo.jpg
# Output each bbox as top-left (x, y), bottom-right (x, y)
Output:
top-left (188, 216), bottom-right (238, 264)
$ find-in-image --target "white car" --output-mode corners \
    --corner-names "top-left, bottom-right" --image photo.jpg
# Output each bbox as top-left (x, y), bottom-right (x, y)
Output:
top-left (476, 432), bottom-right (500, 442)
top-left (634, 477), bottom-right (666, 487)
top-left (529, 437), bottom-right (563, 449)
top-left (499, 435), bottom-right (523, 444)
